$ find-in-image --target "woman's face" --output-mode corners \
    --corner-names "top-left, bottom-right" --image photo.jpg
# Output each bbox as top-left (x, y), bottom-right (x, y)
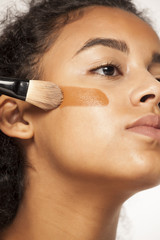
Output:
top-left (32, 6), bottom-right (160, 191)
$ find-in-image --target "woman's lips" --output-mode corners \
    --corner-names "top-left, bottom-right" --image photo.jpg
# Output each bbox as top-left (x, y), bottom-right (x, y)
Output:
top-left (128, 126), bottom-right (160, 141)
top-left (126, 114), bottom-right (160, 141)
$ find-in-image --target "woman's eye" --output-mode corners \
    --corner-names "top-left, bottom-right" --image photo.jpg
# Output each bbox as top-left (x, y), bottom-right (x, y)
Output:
top-left (92, 64), bottom-right (121, 77)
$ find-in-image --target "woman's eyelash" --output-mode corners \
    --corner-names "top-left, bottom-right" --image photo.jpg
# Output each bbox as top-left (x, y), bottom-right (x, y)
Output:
top-left (90, 62), bottom-right (122, 77)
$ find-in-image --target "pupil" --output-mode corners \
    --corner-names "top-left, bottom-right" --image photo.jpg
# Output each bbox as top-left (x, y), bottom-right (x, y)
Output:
top-left (103, 66), bottom-right (114, 75)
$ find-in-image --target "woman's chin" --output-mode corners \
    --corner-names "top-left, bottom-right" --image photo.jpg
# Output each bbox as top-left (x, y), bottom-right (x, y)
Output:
top-left (115, 166), bottom-right (160, 194)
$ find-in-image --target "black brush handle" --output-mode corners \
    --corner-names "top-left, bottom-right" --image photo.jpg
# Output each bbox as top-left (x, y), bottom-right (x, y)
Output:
top-left (0, 76), bottom-right (29, 100)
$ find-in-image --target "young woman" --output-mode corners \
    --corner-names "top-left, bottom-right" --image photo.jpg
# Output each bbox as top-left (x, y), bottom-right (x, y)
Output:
top-left (0, 0), bottom-right (160, 239)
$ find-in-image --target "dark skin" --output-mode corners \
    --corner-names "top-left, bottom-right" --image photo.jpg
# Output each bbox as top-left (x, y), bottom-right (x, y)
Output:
top-left (1, 6), bottom-right (160, 240)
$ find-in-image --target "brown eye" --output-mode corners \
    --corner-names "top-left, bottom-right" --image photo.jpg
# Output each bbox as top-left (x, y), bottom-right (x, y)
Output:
top-left (101, 65), bottom-right (115, 76)
top-left (93, 64), bottom-right (120, 77)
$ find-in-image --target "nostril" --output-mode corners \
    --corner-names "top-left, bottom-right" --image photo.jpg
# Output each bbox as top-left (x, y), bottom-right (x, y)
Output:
top-left (140, 94), bottom-right (155, 102)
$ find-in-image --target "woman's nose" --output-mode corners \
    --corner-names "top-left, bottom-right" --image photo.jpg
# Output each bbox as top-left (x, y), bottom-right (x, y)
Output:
top-left (129, 75), bottom-right (160, 108)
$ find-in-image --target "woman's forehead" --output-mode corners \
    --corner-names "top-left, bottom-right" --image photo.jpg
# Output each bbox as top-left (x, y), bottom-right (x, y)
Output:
top-left (59, 6), bottom-right (154, 36)
top-left (50, 6), bottom-right (160, 59)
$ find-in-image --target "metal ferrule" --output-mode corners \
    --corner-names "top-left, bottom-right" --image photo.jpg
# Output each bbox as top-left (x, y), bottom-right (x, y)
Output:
top-left (0, 76), bottom-right (29, 100)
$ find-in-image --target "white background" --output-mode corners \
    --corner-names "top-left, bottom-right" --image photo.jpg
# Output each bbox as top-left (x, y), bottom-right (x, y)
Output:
top-left (0, 0), bottom-right (160, 240)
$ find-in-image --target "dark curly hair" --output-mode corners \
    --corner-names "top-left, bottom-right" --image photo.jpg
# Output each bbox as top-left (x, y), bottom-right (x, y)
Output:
top-left (0, 0), bottom-right (147, 231)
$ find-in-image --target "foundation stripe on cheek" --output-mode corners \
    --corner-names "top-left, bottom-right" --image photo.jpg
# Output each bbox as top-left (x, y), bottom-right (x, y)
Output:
top-left (60, 86), bottom-right (109, 107)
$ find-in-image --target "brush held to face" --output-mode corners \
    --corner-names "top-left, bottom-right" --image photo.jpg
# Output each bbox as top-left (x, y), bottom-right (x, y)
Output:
top-left (0, 76), bottom-right (63, 110)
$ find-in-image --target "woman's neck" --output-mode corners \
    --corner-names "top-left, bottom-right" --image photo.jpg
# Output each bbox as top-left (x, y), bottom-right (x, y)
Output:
top-left (1, 162), bottom-right (126, 240)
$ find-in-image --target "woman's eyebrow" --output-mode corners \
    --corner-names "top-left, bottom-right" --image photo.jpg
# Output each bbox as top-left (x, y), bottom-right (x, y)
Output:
top-left (74, 38), bottom-right (130, 56)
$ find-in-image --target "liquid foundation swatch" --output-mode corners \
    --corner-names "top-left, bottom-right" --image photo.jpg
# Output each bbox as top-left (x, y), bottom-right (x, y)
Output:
top-left (60, 86), bottom-right (109, 107)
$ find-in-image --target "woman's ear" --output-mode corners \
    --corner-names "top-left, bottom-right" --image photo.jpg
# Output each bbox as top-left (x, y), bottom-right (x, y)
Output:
top-left (0, 97), bottom-right (34, 139)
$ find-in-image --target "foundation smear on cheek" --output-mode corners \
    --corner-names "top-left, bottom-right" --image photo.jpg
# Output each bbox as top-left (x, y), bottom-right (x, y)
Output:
top-left (60, 86), bottom-right (109, 107)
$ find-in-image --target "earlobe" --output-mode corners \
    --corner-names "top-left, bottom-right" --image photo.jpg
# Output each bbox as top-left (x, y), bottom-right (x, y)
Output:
top-left (0, 97), bottom-right (34, 139)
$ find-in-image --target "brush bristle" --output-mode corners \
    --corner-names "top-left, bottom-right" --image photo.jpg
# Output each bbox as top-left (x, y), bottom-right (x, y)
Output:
top-left (26, 80), bottom-right (63, 110)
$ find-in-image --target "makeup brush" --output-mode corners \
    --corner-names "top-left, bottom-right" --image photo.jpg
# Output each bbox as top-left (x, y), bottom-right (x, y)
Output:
top-left (0, 76), bottom-right (63, 110)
